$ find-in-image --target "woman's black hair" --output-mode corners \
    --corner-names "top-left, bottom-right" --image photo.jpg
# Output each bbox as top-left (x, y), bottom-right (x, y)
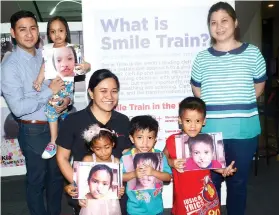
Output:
top-left (87, 164), bottom-right (113, 188)
top-left (88, 69), bottom-right (120, 92)
top-left (207, 2), bottom-right (240, 45)
top-left (47, 16), bottom-right (71, 43)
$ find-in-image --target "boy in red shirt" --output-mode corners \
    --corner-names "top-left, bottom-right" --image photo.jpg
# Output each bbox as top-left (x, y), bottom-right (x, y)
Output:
top-left (164, 97), bottom-right (236, 215)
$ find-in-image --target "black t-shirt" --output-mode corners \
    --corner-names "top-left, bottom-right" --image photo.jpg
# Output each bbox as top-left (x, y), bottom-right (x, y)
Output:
top-left (56, 105), bottom-right (132, 161)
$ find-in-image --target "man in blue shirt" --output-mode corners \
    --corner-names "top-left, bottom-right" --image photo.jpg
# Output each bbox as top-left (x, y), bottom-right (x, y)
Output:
top-left (1, 10), bottom-right (70, 215)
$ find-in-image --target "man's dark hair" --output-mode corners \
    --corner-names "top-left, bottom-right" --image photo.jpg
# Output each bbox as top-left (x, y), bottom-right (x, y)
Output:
top-left (179, 97), bottom-right (206, 118)
top-left (10, 10), bottom-right (38, 45)
top-left (129, 115), bottom-right (159, 136)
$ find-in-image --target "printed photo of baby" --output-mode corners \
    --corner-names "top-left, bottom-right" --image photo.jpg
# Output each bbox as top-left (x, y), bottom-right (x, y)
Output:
top-left (53, 46), bottom-right (77, 78)
top-left (73, 162), bottom-right (121, 200)
top-left (122, 152), bottom-right (164, 191)
top-left (175, 133), bottom-right (226, 171)
top-left (44, 44), bottom-right (81, 81)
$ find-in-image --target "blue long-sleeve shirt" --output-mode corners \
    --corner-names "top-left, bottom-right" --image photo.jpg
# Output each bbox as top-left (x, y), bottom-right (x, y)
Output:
top-left (1, 46), bottom-right (53, 120)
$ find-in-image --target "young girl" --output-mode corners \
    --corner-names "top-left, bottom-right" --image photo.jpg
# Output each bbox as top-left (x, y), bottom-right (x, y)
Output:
top-left (65, 124), bottom-right (125, 215)
top-left (33, 16), bottom-right (91, 159)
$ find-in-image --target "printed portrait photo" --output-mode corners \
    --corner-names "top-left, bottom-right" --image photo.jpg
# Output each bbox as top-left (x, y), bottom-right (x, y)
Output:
top-left (73, 161), bottom-right (121, 200)
top-left (122, 152), bottom-right (164, 191)
top-left (175, 132), bottom-right (226, 171)
top-left (43, 44), bottom-right (81, 81)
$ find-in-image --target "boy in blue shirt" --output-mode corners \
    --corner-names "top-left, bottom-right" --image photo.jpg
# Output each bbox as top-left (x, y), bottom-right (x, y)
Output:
top-left (121, 115), bottom-right (172, 215)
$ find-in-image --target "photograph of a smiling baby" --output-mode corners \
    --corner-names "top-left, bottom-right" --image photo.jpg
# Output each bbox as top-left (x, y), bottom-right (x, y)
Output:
top-left (43, 44), bottom-right (81, 81)
top-left (122, 152), bottom-right (164, 191)
top-left (175, 132), bottom-right (226, 171)
top-left (73, 161), bottom-right (121, 200)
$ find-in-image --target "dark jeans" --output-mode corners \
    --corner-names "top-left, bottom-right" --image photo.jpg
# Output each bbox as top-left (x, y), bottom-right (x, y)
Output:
top-left (18, 123), bottom-right (64, 215)
top-left (211, 136), bottom-right (258, 215)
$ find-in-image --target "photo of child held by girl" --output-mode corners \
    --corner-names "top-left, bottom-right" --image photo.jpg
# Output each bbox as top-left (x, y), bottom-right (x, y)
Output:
top-left (122, 152), bottom-right (164, 191)
top-left (73, 162), bottom-right (121, 200)
top-left (175, 132), bottom-right (225, 171)
top-left (43, 44), bottom-right (81, 81)
top-left (65, 124), bottom-right (125, 215)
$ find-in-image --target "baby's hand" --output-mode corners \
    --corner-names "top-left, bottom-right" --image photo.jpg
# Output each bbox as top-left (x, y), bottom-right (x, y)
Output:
top-left (64, 183), bottom-right (78, 197)
top-left (118, 186), bottom-right (125, 198)
top-left (173, 159), bottom-right (185, 173)
top-left (222, 161), bottom-right (237, 177)
top-left (78, 199), bottom-right (87, 208)
top-left (33, 80), bottom-right (42, 91)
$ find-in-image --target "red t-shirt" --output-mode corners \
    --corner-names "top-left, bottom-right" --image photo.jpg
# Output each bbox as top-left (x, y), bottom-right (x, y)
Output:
top-left (166, 134), bottom-right (221, 215)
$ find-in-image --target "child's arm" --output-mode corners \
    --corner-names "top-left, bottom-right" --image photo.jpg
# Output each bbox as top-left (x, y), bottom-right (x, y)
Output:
top-left (64, 155), bottom-right (93, 198)
top-left (122, 171), bottom-right (137, 182)
top-left (214, 161), bottom-right (237, 177)
top-left (118, 186), bottom-right (125, 198)
top-left (163, 147), bottom-right (185, 173)
top-left (75, 61), bottom-right (91, 75)
top-left (145, 165), bottom-right (172, 182)
top-left (33, 63), bottom-right (45, 91)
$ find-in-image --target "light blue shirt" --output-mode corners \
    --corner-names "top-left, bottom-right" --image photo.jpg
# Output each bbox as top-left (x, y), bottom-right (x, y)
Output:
top-left (1, 46), bottom-right (52, 120)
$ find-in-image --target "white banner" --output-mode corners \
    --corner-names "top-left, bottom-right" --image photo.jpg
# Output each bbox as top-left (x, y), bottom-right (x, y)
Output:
top-left (82, 0), bottom-right (233, 206)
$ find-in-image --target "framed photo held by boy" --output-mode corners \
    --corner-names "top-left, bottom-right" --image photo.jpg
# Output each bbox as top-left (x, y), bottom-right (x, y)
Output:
top-left (175, 132), bottom-right (226, 171)
top-left (122, 152), bottom-right (164, 191)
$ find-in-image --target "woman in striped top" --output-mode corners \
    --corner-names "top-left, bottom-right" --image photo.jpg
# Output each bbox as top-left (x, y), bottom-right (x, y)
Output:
top-left (190, 2), bottom-right (267, 215)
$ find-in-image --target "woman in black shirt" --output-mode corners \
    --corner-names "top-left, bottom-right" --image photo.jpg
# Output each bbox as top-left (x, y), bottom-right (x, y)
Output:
top-left (56, 69), bottom-right (131, 214)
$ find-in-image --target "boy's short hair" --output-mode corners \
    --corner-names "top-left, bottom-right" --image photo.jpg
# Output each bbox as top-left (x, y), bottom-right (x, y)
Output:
top-left (188, 133), bottom-right (214, 153)
top-left (179, 97), bottom-right (206, 117)
top-left (129, 115), bottom-right (159, 136)
top-left (133, 153), bottom-right (159, 170)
